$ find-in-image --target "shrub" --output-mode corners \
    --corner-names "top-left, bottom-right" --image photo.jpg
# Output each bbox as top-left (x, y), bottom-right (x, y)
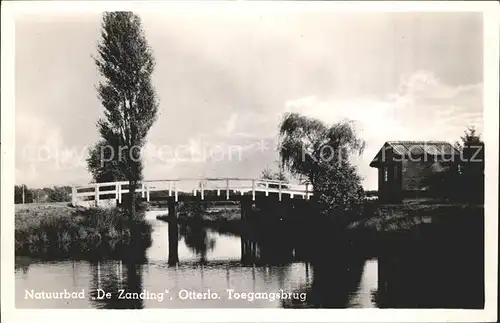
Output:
top-left (312, 161), bottom-right (365, 223)
top-left (47, 186), bottom-right (72, 202)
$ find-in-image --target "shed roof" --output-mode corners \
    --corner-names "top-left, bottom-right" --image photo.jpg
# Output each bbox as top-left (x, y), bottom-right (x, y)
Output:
top-left (369, 141), bottom-right (460, 167)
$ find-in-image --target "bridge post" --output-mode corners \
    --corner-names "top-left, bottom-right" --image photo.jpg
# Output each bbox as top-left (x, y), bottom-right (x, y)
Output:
top-left (72, 186), bottom-right (77, 206)
top-left (241, 198), bottom-right (252, 221)
top-left (241, 238), bottom-right (246, 262)
top-left (252, 180), bottom-right (255, 201)
top-left (146, 185), bottom-right (150, 202)
top-left (95, 184), bottom-right (100, 206)
top-left (117, 183), bottom-right (122, 204)
top-left (167, 199), bottom-right (177, 219)
top-left (115, 183), bottom-right (119, 205)
top-left (241, 238), bottom-right (256, 265)
top-left (141, 183), bottom-right (145, 198)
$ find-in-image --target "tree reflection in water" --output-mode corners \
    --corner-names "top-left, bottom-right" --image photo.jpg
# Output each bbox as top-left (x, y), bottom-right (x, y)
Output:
top-left (281, 252), bottom-right (366, 308)
top-left (240, 237), bottom-right (295, 266)
top-left (15, 256), bottom-right (32, 274)
top-left (239, 232), bottom-right (366, 308)
top-left (178, 223), bottom-right (216, 264)
top-left (89, 261), bottom-right (144, 309)
top-left (86, 207), bottom-right (483, 310)
top-left (167, 220), bottom-right (180, 266)
top-left (374, 232), bottom-right (484, 309)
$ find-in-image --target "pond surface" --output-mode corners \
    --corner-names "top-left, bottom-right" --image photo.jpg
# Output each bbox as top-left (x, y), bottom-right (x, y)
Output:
top-left (15, 210), bottom-right (484, 309)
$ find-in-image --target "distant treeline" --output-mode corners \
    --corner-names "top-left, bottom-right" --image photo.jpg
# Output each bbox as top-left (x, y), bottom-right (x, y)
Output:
top-left (14, 185), bottom-right (72, 204)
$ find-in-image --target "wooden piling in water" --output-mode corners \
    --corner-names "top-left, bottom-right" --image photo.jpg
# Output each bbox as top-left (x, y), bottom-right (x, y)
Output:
top-left (167, 199), bottom-right (179, 266)
top-left (240, 198), bottom-right (253, 221)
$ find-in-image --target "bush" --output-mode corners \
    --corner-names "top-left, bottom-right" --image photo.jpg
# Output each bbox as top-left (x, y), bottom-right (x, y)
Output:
top-left (47, 186), bottom-right (72, 202)
top-left (314, 161), bottom-right (365, 219)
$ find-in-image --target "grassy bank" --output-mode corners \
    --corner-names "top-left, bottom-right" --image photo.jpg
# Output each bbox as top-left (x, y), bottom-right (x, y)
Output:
top-left (15, 203), bottom-right (152, 261)
top-left (349, 201), bottom-right (483, 232)
top-left (338, 201), bottom-right (484, 256)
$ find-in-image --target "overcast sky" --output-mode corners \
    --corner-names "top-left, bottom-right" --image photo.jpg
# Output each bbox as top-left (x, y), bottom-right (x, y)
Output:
top-left (15, 10), bottom-right (483, 189)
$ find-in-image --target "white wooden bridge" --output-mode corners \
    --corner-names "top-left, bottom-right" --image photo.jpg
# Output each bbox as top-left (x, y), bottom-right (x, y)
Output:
top-left (71, 178), bottom-right (313, 208)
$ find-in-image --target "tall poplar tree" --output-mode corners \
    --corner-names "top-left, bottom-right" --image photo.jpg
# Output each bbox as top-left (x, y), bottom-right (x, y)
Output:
top-left (93, 12), bottom-right (158, 216)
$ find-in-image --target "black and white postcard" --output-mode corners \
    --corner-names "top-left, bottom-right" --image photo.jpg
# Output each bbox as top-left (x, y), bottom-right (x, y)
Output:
top-left (1, 1), bottom-right (498, 322)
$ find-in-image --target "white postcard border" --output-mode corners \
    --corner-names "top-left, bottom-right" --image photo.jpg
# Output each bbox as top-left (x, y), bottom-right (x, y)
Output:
top-left (1, 1), bottom-right (498, 322)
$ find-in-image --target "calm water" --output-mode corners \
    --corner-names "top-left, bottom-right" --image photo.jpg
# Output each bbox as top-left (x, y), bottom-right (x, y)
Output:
top-left (15, 210), bottom-right (483, 309)
top-left (15, 210), bottom-right (380, 309)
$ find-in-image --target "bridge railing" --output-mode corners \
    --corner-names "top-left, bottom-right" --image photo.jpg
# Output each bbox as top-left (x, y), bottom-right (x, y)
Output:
top-left (71, 178), bottom-right (313, 206)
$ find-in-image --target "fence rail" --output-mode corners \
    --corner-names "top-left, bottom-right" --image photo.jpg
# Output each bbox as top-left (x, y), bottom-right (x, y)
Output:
top-left (71, 178), bottom-right (313, 206)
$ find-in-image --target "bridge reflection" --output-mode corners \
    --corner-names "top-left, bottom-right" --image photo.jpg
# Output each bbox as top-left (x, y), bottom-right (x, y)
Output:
top-left (85, 215), bottom-right (484, 309)
top-left (167, 219), bottom-right (296, 266)
top-left (240, 238), bottom-right (296, 265)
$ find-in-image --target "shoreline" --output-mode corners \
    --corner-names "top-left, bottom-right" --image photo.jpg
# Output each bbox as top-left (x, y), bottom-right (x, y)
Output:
top-left (15, 203), bottom-right (152, 261)
top-left (157, 201), bottom-right (484, 231)
top-left (156, 202), bottom-right (484, 253)
top-left (15, 201), bottom-right (483, 261)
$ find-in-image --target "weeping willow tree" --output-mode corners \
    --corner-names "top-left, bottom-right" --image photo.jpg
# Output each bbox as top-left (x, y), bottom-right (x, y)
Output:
top-left (277, 112), bottom-right (365, 214)
top-left (89, 12), bottom-right (159, 216)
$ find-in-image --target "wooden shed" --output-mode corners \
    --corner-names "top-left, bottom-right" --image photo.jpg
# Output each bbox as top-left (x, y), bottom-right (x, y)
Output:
top-left (369, 141), bottom-right (460, 202)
